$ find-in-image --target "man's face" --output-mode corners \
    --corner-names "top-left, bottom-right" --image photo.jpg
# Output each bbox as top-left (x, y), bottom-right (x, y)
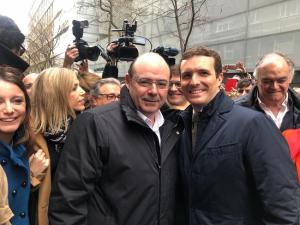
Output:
top-left (126, 55), bottom-right (170, 120)
top-left (92, 83), bottom-right (121, 107)
top-left (167, 74), bottom-right (188, 108)
top-left (256, 56), bottom-right (292, 106)
top-left (180, 55), bottom-right (223, 110)
top-left (237, 84), bottom-right (253, 96)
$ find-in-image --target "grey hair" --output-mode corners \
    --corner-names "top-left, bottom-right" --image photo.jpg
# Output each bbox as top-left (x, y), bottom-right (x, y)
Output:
top-left (90, 78), bottom-right (121, 97)
top-left (253, 52), bottom-right (295, 80)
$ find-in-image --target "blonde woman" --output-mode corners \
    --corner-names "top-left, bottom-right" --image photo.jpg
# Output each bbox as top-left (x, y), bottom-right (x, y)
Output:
top-left (30, 67), bottom-right (85, 225)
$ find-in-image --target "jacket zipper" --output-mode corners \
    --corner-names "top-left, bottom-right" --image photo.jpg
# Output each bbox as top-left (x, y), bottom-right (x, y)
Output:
top-left (155, 136), bottom-right (162, 225)
top-left (156, 161), bottom-right (161, 225)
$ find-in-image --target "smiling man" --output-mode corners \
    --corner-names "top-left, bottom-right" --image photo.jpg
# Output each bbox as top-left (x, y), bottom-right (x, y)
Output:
top-left (167, 64), bottom-right (190, 110)
top-left (49, 52), bottom-right (183, 225)
top-left (178, 46), bottom-right (300, 225)
top-left (236, 52), bottom-right (300, 131)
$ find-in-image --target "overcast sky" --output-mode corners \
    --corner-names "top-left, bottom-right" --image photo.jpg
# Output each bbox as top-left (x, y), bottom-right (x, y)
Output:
top-left (0, 0), bottom-right (35, 34)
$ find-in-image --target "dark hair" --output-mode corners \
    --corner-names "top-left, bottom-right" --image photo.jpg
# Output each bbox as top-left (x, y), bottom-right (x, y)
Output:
top-left (237, 78), bottom-right (255, 89)
top-left (0, 15), bottom-right (25, 50)
top-left (170, 64), bottom-right (180, 78)
top-left (0, 66), bottom-right (30, 146)
top-left (180, 46), bottom-right (222, 76)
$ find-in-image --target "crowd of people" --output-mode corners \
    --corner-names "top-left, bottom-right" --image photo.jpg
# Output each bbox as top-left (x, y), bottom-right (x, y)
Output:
top-left (1, 13), bottom-right (300, 225)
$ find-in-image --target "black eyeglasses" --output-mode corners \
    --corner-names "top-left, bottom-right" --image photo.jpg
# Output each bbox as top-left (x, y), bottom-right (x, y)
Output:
top-left (169, 80), bottom-right (181, 88)
top-left (19, 44), bottom-right (26, 56)
top-left (99, 94), bottom-right (120, 101)
top-left (133, 77), bottom-right (169, 89)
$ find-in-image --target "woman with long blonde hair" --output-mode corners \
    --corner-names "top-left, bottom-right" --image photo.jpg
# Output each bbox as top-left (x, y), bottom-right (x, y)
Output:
top-left (29, 67), bottom-right (85, 225)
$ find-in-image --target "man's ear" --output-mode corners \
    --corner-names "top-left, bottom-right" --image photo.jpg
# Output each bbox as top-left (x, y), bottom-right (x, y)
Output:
top-left (125, 73), bottom-right (130, 88)
top-left (218, 73), bottom-right (224, 85)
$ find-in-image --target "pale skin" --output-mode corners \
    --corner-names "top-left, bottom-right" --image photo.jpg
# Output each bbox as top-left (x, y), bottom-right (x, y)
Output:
top-left (125, 53), bottom-right (170, 126)
top-left (29, 149), bottom-right (49, 177)
top-left (256, 54), bottom-right (292, 117)
top-left (0, 80), bottom-right (48, 178)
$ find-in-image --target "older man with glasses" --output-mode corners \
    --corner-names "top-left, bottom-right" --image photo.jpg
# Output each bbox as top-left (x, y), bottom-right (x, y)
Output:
top-left (49, 52), bottom-right (184, 225)
top-left (90, 78), bottom-right (121, 107)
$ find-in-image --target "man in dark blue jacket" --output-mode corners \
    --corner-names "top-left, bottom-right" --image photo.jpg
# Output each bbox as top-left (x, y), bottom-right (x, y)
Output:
top-left (235, 52), bottom-right (300, 132)
top-left (178, 46), bottom-right (300, 225)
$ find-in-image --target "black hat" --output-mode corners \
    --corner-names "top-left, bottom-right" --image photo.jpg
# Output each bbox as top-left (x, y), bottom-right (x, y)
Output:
top-left (0, 43), bottom-right (29, 72)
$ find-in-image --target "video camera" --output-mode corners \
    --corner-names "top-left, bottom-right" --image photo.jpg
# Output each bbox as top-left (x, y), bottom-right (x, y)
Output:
top-left (152, 46), bottom-right (179, 66)
top-left (72, 20), bottom-right (102, 62)
top-left (111, 20), bottom-right (146, 61)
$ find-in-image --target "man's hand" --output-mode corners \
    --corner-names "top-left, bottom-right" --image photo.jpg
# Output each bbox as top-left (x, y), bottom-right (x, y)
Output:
top-left (63, 43), bottom-right (79, 68)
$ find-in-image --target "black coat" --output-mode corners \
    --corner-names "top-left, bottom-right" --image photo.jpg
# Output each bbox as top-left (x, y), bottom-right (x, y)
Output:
top-left (179, 91), bottom-right (300, 225)
top-left (235, 86), bottom-right (300, 131)
top-left (49, 87), bottom-right (183, 225)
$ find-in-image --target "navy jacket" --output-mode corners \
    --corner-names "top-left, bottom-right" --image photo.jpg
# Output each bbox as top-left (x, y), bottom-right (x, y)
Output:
top-left (0, 141), bottom-right (30, 225)
top-left (235, 86), bottom-right (300, 131)
top-left (179, 91), bottom-right (300, 225)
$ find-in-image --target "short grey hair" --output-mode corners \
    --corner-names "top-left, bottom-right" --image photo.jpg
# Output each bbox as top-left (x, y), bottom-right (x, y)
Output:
top-left (90, 78), bottom-right (121, 97)
top-left (253, 52), bottom-right (295, 80)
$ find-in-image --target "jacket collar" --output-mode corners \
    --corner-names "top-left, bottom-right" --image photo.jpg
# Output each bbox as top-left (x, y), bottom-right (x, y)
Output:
top-left (181, 90), bottom-right (233, 124)
top-left (120, 86), bottom-right (183, 131)
top-left (120, 85), bottom-right (146, 126)
top-left (236, 85), bottom-right (300, 111)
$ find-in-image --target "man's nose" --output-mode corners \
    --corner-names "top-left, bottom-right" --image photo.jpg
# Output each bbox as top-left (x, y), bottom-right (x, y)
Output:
top-left (169, 83), bottom-right (177, 91)
top-left (190, 73), bottom-right (200, 85)
top-left (148, 82), bottom-right (159, 94)
top-left (271, 81), bottom-right (279, 89)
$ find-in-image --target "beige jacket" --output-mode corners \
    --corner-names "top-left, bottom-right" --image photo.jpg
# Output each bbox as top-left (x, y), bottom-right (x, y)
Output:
top-left (28, 133), bottom-right (51, 225)
top-left (0, 165), bottom-right (13, 225)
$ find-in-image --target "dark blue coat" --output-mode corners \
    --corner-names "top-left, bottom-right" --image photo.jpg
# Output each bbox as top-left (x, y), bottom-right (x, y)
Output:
top-left (235, 86), bottom-right (300, 132)
top-left (0, 141), bottom-right (30, 225)
top-left (179, 91), bottom-right (300, 225)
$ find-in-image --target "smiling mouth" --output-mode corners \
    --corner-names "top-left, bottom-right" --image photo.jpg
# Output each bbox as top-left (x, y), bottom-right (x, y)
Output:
top-left (189, 89), bottom-right (205, 94)
top-left (0, 118), bottom-right (18, 122)
top-left (143, 99), bottom-right (159, 103)
top-left (169, 92), bottom-right (182, 96)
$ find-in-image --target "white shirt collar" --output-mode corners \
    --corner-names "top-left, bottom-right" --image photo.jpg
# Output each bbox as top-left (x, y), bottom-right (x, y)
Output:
top-left (137, 110), bottom-right (165, 145)
top-left (137, 110), bottom-right (164, 130)
top-left (257, 92), bottom-right (289, 109)
top-left (257, 93), bottom-right (289, 128)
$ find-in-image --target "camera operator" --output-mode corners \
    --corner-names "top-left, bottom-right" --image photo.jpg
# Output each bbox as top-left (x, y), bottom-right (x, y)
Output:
top-left (102, 42), bottom-right (119, 79)
top-left (62, 43), bottom-right (90, 73)
top-left (63, 43), bottom-right (79, 68)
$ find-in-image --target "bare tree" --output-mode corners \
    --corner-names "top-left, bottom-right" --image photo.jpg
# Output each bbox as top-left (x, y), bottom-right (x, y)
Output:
top-left (25, 9), bottom-right (69, 73)
top-left (76, 0), bottom-right (152, 43)
top-left (151, 0), bottom-right (208, 54)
